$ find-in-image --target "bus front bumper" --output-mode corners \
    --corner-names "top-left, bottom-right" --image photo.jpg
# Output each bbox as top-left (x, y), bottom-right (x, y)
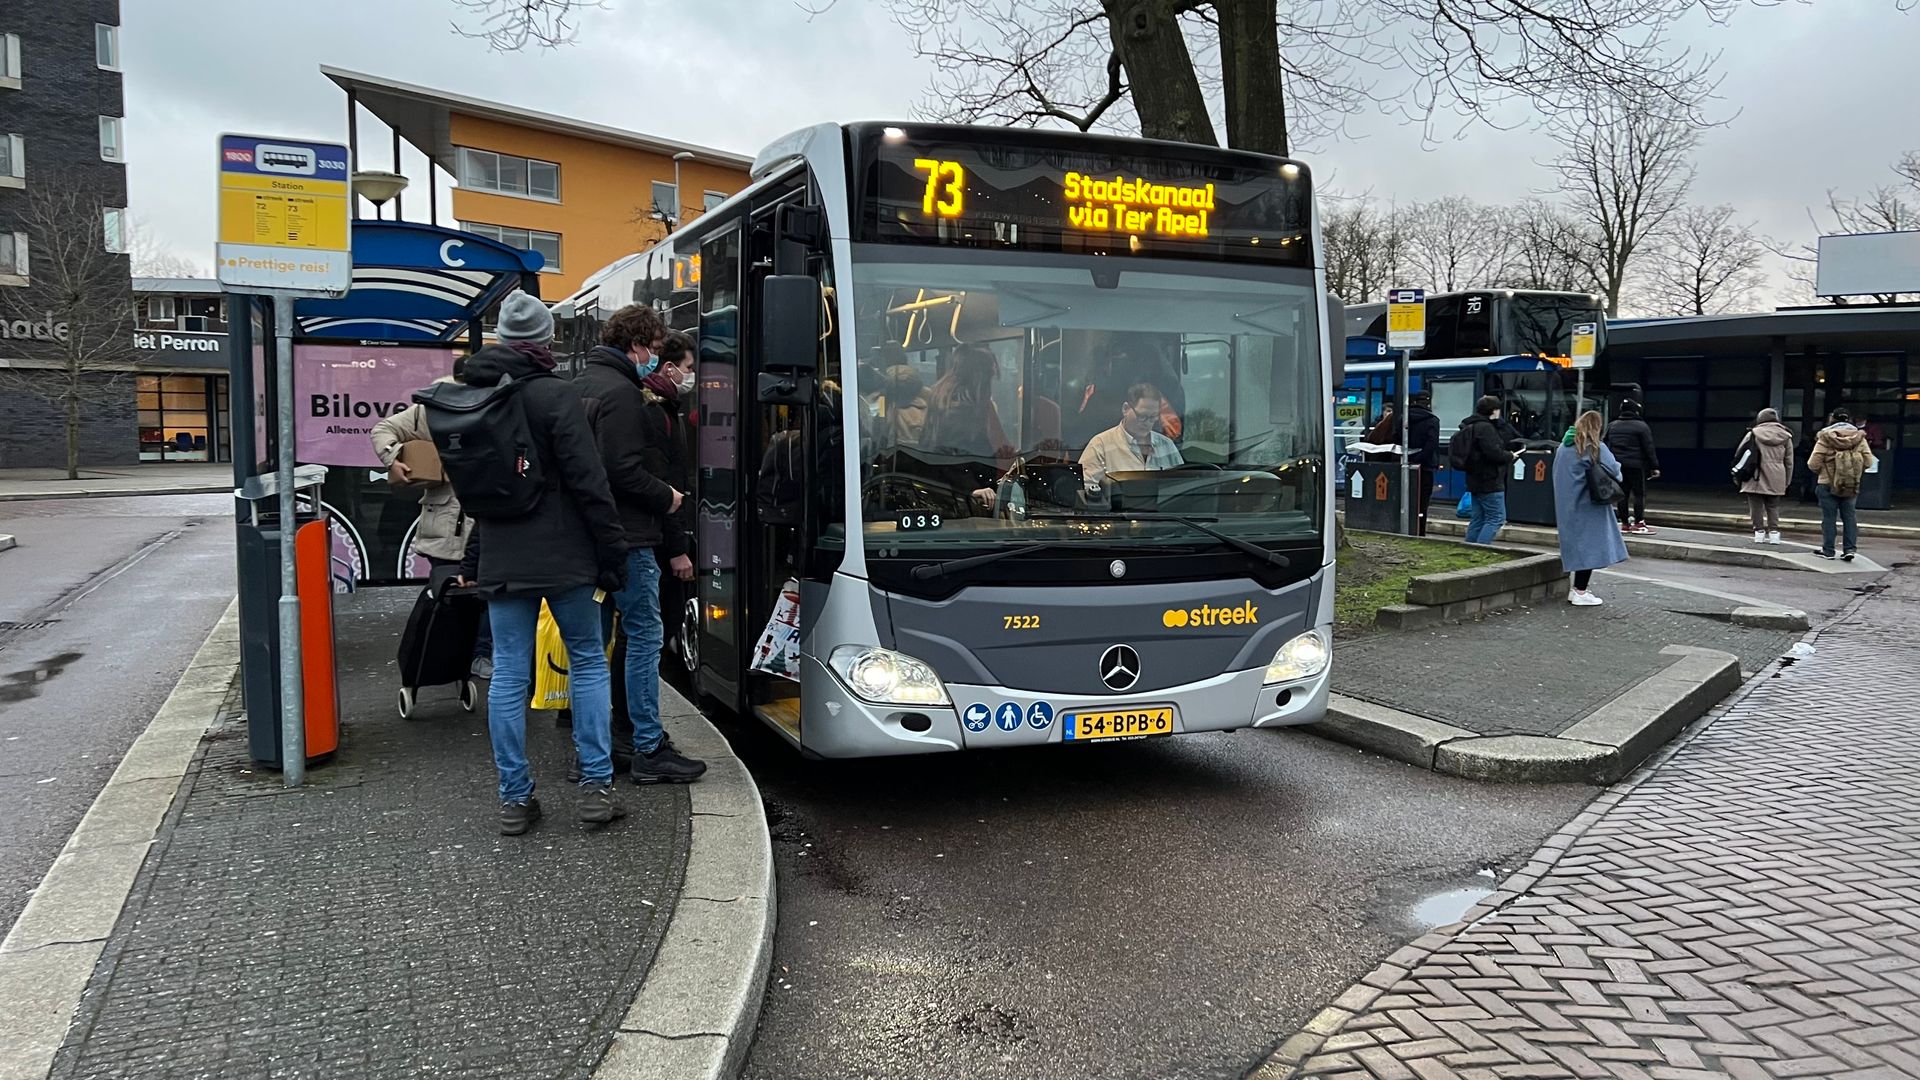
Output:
top-left (796, 654), bottom-right (1331, 758)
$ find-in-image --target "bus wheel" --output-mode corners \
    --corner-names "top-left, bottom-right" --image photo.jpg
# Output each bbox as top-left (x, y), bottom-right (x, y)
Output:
top-left (679, 598), bottom-right (700, 675)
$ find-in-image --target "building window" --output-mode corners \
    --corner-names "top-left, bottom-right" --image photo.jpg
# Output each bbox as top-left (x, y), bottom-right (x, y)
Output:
top-left (147, 296), bottom-right (176, 322)
top-left (703, 190), bottom-right (727, 212)
top-left (462, 221), bottom-right (562, 273)
top-left (103, 208), bottom-right (128, 254)
top-left (455, 147), bottom-right (559, 200)
top-left (0, 33), bottom-right (20, 85)
top-left (138, 375), bottom-right (216, 462)
top-left (95, 24), bottom-right (119, 71)
top-left (650, 180), bottom-right (678, 223)
top-left (0, 231), bottom-right (26, 281)
top-left (0, 133), bottom-right (21, 183)
top-left (99, 116), bottom-right (123, 162)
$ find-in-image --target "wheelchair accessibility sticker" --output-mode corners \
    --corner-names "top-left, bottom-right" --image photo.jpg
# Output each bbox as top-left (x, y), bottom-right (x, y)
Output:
top-left (1027, 701), bottom-right (1055, 730)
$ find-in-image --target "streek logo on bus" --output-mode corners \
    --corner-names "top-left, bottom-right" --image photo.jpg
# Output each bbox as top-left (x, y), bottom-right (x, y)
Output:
top-left (1162, 601), bottom-right (1260, 628)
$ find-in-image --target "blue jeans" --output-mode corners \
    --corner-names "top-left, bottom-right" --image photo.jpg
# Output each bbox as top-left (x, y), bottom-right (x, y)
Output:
top-left (1816, 485), bottom-right (1857, 555)
top-left (1465, 490), bottom-right (1508, 544)
top-left (485, 585), bottom-right (612, 802)
top-left (611, 547), bottom-right (666, 755)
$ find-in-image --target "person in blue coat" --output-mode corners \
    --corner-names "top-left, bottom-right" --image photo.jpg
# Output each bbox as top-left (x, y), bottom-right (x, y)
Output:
top-left (1553, 410), bottom-right (1630, 606)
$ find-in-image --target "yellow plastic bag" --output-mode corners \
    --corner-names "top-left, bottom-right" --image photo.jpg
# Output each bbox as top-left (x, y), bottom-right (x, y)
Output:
top-left (530, 600), bottom-right (571, 711)
top-left (528, 591), bottom-right (612, 712)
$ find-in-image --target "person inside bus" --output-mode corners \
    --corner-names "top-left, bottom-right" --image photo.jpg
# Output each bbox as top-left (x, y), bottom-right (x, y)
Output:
top-left (1072, 342), bottom-right (1184, 449)
top-left (919, 343), bottom-right (1011, 462)
top-left (878, 364), bottom-right (929, 449)
top-left (970, 382), bottom-right (1181, 512)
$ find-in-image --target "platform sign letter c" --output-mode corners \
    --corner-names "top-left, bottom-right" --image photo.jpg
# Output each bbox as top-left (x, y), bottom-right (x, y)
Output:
top-left (440, 239), bottom-right (466, 267)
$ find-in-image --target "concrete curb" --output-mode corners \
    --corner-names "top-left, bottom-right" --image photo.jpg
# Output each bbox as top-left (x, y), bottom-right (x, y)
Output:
top-left (0, 485), bottom-right (231, 504)
top-left (1252, 584), bottom-right (1882, 1079)
top-left (0, 534), bottom-right (14, 554)
top-left (594, 691), bottom-right (773, 1080)
top-left (0, 599), bottom-right (239, 1080)
top-left (1426, 517), bottom-right (1887, 573)
top-left (1312, 643), bottom-right (1742, 784)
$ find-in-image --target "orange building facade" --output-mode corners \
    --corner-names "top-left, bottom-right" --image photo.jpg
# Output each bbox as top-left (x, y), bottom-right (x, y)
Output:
top-left (323, 66), bottom-right (753, 300)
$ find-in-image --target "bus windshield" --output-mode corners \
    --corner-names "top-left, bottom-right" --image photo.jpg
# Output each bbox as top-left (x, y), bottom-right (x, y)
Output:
top-left (851, 250), bottom-right (1324, 556)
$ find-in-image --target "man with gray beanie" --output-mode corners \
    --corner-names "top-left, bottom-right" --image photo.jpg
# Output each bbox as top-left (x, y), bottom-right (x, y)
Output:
top-left (450, 289), bottom-right (632, 834)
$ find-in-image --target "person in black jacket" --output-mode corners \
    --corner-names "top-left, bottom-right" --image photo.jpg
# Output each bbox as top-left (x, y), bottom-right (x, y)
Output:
top-left (1458, 394), bottom-right (1516, 544)
top-left (576, 305), bottom-right (706, 785)
top-left (454, 291), bottom-right (630, 835)
top-left (1603, 400), bottom-right (1661, 534)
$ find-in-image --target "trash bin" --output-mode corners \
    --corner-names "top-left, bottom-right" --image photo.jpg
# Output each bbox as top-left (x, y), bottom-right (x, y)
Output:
top-left (236, 466), bottom-right (341, 770)
top-left (1345, 458), bottom-right (1410, 532)
top-left (1506, 447), bottom-right (1558, 526)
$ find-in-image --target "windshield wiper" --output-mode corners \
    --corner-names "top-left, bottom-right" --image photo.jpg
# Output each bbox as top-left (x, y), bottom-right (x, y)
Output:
top-left (1024, 512), bottom-right (1291, 569)
top-left (909, 542), bottom-right (1077, 581)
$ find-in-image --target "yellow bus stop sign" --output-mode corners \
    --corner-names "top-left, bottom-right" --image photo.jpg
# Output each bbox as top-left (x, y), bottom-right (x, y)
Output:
top-left (1387, 288), bottom-right (1425, 350)
top-left (216, 134), bottom-right (352, 296)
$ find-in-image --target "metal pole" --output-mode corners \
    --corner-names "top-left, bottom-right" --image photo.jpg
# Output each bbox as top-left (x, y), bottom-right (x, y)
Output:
top-left (391, 129), bottom-right (404, 220)
top-left (1396, 347), bottom-right (1413, 535)
top-left (346, 89), bottom-right (360, 219)
top-left (1576, 370), bottom-right (1587, 421)
top-left (272, 293), bottom-right (306, 787)
top-left (428, 161), bottom-right (437, 227)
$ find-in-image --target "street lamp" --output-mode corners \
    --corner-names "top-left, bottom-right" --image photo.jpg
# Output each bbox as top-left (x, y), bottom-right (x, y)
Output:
top-left (351, 170), bottom-right (409, 219)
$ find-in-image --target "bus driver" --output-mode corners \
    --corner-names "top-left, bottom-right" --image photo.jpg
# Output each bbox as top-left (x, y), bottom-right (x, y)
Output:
top-left (972, 382), bottom-right (1181, 510)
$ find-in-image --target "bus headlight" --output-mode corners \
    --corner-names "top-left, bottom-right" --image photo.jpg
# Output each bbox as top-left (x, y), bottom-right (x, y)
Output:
top-left (1264, 630), bottom-right (1329, 685)
top-left (828, 646), bottom-right (951, 707)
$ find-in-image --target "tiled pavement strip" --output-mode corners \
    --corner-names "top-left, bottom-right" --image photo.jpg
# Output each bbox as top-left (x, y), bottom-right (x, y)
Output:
top-left (1256, 569), bottom-right (1920, 1080)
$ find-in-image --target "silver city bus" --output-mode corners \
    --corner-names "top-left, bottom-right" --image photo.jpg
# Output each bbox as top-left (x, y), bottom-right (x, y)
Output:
top-left (560, 122), bottom-right (1337, 757)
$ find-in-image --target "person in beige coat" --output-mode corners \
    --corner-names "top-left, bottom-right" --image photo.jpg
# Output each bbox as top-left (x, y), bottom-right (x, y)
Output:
top-left (370, 370), bottom-right (492, 675)
top-left (1733, 408), bottom-right (1794, 544)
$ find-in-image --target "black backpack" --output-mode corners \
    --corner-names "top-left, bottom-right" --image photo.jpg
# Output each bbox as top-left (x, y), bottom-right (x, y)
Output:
top-left (1447, 423), bottom-right (1478, 472)
top-left (756, 430), bottom-right (805, 526)
top-left (414, 373), bottom-right (552, 519)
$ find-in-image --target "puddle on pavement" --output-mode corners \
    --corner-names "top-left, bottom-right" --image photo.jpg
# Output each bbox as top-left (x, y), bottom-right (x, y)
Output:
top-left (1410, 885), bottom-right (1496, 928)
top-left (0, 652), bottom-right (85, 705)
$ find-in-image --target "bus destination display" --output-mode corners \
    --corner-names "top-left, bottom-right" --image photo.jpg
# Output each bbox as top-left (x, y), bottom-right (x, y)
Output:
top-left (859, 131), bottom-right (1311, 265)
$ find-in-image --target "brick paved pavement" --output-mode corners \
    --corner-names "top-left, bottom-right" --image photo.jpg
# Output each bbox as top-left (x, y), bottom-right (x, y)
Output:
top-left (49, 590), bottom-right (690, 1080)
top-left (1260, 570), bottom-right (1920, 1080)
top-left (1334, 579), bottom-right (1800, 738)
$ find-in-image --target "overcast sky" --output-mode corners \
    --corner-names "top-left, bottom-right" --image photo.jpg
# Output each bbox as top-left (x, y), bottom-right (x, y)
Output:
top-left (122, 0), bottom-right (1917, 303)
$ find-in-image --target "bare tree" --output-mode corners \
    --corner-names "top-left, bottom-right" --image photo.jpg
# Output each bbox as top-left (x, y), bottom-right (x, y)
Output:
top-left (887, 0), bottom-right (1739, 156)
top-left (448, 0), bottom-right (605, 49)
top-left (1639, 204), bottom-right (1767, 315)
top-left (1399, 196), bottom-right (1513, 293)
top-left (127, 217), bottom-right (205, 280)
top-left (1499, 199), bottom-right (1605, 294)
top-left (1320, 195), bottom-right (1405, 302)
top-left (0, 188), bottom-right (138, 479)
top-left (1545, 97), bottom-right (1700, 315)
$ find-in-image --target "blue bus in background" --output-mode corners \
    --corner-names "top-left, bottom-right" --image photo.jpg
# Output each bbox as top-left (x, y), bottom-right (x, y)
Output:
top-left (1339, 289), bottom-right (1606, 501)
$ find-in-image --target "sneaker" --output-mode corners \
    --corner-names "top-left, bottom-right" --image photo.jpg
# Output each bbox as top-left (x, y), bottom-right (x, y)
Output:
top-left (500, 797), bottom-right (543, 836)
top-left (1815, 550), bottom-right (1836, 560)
top-left (631, 742), bottom-right (708, 784)
top-left (578, 785), bottom-right (628, 825)
top-left (1619, 522), bottom-right (1634, 534)
top-left (1842, 551), bottom-right (1856, 562)
top-left (1766, 531), bottom-right (1781, 545)
top-left (1569, 590), bottom-right (1605, 607)
top-left (1632, 522), bottom-right (1656, 535)
top-left (471, 656), bottom-right (494, 680)
top-left (1752, 531), bottom-right (1767, 544)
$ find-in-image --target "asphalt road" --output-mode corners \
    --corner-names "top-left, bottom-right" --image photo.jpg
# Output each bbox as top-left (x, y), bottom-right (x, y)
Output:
top-left (0, 494), bottom-right (236, 937)
top-left (729, 715), bottom-right (1594, 1080)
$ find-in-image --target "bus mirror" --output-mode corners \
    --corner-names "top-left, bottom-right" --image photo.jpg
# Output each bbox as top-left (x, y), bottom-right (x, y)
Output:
top-left (1326, 294), bottom-right (1346, 384)
top-left (762, 275), bottom-right (819, 374)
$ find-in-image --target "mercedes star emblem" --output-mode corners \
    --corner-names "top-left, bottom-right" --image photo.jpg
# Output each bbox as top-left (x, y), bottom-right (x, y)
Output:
top-left (1109, 559), bottom-right (1127, 579)
top-left (1099, 644), bottom-right (1141, 692)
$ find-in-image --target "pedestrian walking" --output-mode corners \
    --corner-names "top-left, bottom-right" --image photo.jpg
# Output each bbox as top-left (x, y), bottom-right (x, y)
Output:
top-left (1732, 408), bottom-right (1793, 545)
top-left (1405, 390), bottom-right (1440, 536)
top-left (1554, 410), bottom-right (1629, 607)
top-left (1449, 394), bottom-right (1515, 544)
top-left (370, 362), bottom-right (492, 676)
top-left (577, 305), bottom-right (707, 784)
top-left (1807, 408), bottom-right (1877, 562)
top-left (1604, 399), bottom-right (1660, 535)
top-left (434, 290), bottom-right (632, 835)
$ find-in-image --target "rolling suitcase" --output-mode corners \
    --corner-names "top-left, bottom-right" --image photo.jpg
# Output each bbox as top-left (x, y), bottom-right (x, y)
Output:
top-left (396, 565), bottom-right (484, 718)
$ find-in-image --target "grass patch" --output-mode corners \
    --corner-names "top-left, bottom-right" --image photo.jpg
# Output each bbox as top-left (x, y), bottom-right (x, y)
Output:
top-left (1335, 533), bottom-right (1515, 638)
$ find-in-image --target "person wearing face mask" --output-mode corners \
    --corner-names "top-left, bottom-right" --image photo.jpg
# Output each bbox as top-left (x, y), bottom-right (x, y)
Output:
top-left (640, 331), bottom-right (698, 661)
top-left (576, 306), bottom-right (706, 785)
